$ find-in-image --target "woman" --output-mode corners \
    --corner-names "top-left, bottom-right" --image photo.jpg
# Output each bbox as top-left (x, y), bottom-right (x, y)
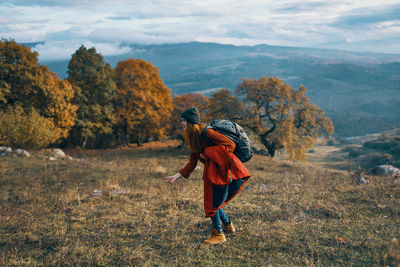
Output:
top-left (165, 107), bottom-right (251, 245)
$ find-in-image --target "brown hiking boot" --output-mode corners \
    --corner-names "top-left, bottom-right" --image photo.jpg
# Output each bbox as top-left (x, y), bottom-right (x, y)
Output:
top-left (204, 229), bottom-right (226, 245)
top-left (222, 222), bottom-right (236, 233)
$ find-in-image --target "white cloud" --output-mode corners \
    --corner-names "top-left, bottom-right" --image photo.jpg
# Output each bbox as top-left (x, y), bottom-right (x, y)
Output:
top-left (89, 27), bottom-right (193, 45)
top-left (1, 0), bottom-right (400, 55)
top-left (33, 41), bottom-right (132, 61)
top-left (86, 42), bottom-right (132, 56)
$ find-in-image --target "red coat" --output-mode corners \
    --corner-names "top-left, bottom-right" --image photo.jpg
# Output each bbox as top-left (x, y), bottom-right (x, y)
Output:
top-left (178, 128), bottom-right (251, 217)
top-left (202, 145), bottom-right (251, 217)
top-left (203, 145), bottom-right (250, 185)
top-left (179, 128), bottom-right (235, 178)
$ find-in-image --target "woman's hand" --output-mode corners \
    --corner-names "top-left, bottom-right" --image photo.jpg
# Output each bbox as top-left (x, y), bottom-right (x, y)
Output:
top-left (165, 172), bottom-right (182, 184)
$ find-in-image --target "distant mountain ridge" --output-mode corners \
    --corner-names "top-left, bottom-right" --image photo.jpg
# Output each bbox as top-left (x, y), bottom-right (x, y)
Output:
top-left (40, 42), bottom-right (400, 136)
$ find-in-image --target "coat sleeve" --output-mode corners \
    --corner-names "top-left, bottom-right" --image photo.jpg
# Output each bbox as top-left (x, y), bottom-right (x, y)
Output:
top-left (179, 151), bottom-right (200, 178)
top-left (206, 129), bottom-right (236, 153)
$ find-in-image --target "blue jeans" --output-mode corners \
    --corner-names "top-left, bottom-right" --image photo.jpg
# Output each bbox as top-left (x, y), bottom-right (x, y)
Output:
top-left (211, 208), bottom-right (230, 233)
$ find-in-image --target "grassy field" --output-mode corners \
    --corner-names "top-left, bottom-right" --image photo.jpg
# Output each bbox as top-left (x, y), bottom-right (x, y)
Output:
top-left (1, 141), bottom-right (399, 266)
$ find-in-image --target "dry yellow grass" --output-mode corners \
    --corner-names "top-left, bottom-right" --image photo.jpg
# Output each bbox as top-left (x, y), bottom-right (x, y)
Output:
top-left (0, 142), bottom-right (399, 266)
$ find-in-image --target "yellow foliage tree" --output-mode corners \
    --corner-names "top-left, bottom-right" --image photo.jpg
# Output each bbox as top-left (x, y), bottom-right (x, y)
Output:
top-left (0, 39), bottom-right (77, 146)
top-left (237, 77), bottom-right (334, 160)
top-left (114, 59), bottom-right (172, 145)
top-left (0, 107), bottom-right (58, 149)
top-left (207, 88), bottom-right (245, 121)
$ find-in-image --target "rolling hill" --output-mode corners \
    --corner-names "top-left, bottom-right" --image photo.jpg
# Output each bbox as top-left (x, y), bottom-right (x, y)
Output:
top-left (41, 42), bottom-right (400, 136)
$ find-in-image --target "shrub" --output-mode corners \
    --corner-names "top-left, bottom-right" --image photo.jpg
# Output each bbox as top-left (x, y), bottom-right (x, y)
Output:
top-left (348, 148), bottom-right (362, 158)
top-left (359, 153), bottom-right (393, 171)
top-left (363, 136), bottom-right (400, 151)
top-left (327, 138), bottom-right (340, 146)
top-left (390, 145), bottom-right (400, 160)
top-left (0, 107), bottom-right (59, 149)
top-left (341, 144), bottom-right (362, 153)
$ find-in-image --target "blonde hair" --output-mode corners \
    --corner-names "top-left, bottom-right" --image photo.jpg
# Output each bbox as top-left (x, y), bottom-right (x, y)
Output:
top-left (183, 123), bottom-right (204, 153)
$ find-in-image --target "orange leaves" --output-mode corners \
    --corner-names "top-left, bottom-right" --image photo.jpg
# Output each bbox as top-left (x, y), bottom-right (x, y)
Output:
top-left (237, 76), bottom-right (334, 160)
top-left (0, 39), bottom-right (77, 146)
top-left (207, 89), bottom-right (245, 122)
top-left (41, 72), bottom-right (77, 139)
top-left (114, 59), bottom-right (172, 145)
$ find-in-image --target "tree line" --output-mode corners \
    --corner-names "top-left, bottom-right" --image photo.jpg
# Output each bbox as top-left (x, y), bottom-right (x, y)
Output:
top-left (0, 39), bottom-right (333, 160)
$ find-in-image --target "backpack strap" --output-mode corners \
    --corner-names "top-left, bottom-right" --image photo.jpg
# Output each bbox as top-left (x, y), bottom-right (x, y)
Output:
top-left (202, 126), bottom-right (216, 147)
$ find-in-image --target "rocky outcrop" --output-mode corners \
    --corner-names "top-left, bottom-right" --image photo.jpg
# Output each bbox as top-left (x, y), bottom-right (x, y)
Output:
top-left (374, 165), bottom-right (400, 176)
top-left (0, 147), bottom-right (30, 157)
top-left (0, 147), bottom-right (73, 160)
top-left (36, 149), bottom-right (73, 161)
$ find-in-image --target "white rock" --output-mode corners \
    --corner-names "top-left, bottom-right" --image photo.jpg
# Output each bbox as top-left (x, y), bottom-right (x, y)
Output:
top-left (91, 189), bottom-right (126, 197)
top-left (92, 190), bottom-right (103, 197)
top-left (0, 147), bottom-right (12, 153)
top-left (14, 148), bottom-right (24, 154)
top-left (112, 189), bottom-right (126, 196)
top-left (355, 176), bottom-right (368, 185)
top-left (376, 165), bottom-right (400, 176)
top-left (259, 184), bottom-right (268, 190)
top-left (49, 157), bottom-right (57, 161)
top-left (259, 184), bottom-right (273, 190)
top-left (14, 148), bottom-right (30, 157)
top-left (52, 148), bottom-right (66, 158)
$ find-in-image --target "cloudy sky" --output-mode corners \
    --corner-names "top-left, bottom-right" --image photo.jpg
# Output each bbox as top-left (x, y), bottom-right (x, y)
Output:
top-left (1, 0), bottom-right (400, 60)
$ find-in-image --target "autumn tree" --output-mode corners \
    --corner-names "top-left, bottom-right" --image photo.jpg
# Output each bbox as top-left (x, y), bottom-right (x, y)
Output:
top-left (170, 93), bottom-right (209, 140)
top-left (114, 59), bottom-right (172, 146)
top-left (0, 39), bottom-right (77, 147)
top-left (0, 107), bottom-right (59, 149)
top-left (207, 88), bottom-right (245, 122)
top-left (237, 76), bottom-right (334, 160)
top-left (67, 45), bottom-right (116, 148)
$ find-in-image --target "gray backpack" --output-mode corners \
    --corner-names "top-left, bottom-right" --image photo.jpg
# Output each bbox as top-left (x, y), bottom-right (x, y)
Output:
top-left (203, 119), bottom-right (252, 163)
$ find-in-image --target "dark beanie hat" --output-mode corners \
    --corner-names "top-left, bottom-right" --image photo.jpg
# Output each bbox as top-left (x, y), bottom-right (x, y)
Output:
top-left (181, 107), bottom-right (201, 124)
